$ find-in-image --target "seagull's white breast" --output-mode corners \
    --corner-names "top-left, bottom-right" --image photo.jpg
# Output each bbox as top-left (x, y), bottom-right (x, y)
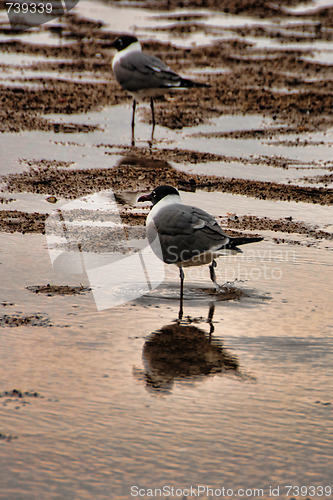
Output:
top-left (112, 41), bottom-right (142, 71)
top-left (146, 194), bottom-right (181, 226)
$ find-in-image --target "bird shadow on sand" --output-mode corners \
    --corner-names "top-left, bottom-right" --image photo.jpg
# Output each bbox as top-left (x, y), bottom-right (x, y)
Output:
top-left (133, 303), bottom-right (256, 395)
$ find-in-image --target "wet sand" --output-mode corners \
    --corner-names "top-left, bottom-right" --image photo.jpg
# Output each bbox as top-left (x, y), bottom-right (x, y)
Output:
top-left (1, 1), bottom-right (333, 134)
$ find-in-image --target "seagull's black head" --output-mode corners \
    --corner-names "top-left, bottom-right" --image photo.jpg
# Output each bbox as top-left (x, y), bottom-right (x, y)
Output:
top-left (138, 186), bottom-right (180, 205)
top-left (111, 35), bottom-right (139, 52)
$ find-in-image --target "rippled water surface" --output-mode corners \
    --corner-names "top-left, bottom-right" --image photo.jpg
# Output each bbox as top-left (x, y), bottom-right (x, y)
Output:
top-left (0, 1), bottom-right (333, 499)
top-left (1, 227), bottom-right (332, 499)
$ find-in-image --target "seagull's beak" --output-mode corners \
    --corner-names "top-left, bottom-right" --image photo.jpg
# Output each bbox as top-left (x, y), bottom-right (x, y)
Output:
top-left (101, 41), bottom-right (115, 49)
top-left (137, 193), bottom-right (152, 203)
top-left (101, 38), bottom-right (118, 49)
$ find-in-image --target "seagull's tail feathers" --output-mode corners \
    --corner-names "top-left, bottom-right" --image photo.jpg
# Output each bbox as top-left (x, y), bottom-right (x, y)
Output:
top-left (229, 236), bottom-right (263, 248)
top-left (178, 77), bottom-right (211, 89)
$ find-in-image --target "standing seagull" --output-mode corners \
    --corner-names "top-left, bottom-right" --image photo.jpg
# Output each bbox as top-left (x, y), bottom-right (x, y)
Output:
top-left (138, 186), bottom-right (263, 298)
top-left (111, 35), bottom-right (208, 131)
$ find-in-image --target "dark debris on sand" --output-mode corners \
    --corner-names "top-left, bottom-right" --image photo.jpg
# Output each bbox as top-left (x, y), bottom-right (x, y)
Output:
top-left (0, 313), bottom-right (51, 327)
top-left (2, 155), bottom-right (332, 205)
top-left (0, 389), bottom-right (42, 398)
top-left (26, 284), bottom-right (91, 296)
top-left (0, 210), bottom-right (47, 234)
top-left (0, 432), bottom-right (18, 442)
top-left (0, 3), bottom-right (333, 132)
top-left (0, 0), bottom-right (333, 247)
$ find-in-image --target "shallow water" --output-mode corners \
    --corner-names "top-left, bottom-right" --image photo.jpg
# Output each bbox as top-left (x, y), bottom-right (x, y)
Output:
top-left (0, 232), bottom-right (332, 499)
top-left (1, 106), bottom-right (332, 179)
top-left (1, 1), bottom-right (333, 499)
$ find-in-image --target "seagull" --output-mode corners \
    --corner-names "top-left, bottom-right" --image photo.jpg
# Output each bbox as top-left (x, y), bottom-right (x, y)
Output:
top-left (138, 185), bottom-right (263, 297)
top-left (111, 35), bottom-right (208, 130)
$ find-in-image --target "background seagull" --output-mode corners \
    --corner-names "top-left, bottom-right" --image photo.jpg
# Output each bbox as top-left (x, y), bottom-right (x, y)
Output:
top-left (111, 35), bottom-right (209, 129)
top-left (138, 185), bottom-right (263, 297)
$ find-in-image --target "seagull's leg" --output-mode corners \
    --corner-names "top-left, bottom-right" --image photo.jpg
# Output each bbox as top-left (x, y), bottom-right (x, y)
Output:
top-left (178, 266), bottom-right (184, 320)
top-left (131, 99), bottom-right (136, 146)
top-left (209, 259), bottom-right (220, 291)
top-left (131, 99), bottom-right (136, 128)
top-left (149, 122), bottom-right (155, 148)
top-left (150, 98), bottom-right (156, 128)
top-left (180, 266), bottom-right (184, 297)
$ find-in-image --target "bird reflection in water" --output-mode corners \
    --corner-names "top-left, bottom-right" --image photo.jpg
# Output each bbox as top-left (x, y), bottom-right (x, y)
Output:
top-left (134, 304), bottom-right (241, 394)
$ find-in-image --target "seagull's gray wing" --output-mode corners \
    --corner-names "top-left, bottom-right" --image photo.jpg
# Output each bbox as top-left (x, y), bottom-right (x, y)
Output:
top-left (113, 51), bottom-right (183, 92)
top-left (148, 204), bottom-right (230, 264)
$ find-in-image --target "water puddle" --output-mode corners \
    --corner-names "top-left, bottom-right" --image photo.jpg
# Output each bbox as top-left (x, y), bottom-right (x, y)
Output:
top-left (282, 0), bottom-right (333, 13)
